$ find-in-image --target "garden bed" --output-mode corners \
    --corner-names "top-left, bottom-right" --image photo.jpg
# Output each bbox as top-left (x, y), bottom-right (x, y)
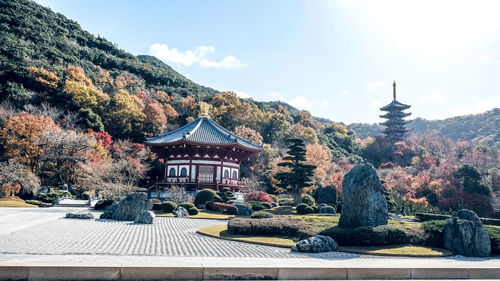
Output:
top-left (155, 209), bottom-right (234, 220)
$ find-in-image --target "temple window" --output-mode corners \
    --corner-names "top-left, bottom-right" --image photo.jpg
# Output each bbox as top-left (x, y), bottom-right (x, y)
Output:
top-left (223, 169), bottom-right (230, 178)
top-left (180, 167), bottom-right (188, 176)
top-left (232, 170), bottom-right (238, 179)
top-left (168, 168), bottom-right (176, 177)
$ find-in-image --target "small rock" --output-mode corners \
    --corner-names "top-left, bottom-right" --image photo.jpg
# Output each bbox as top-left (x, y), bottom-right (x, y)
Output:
top-left (235, 203), bottom-right (253, 216)
top-left (318, 203), bottom-right (336, 214)
top-left (292, 235), bottom-right (338, 253)
top-left (173, 206), bottom-right (189, 218)
top-left (66, 212), bottom-right (94, 219)
top-left (444, 209), bottom-right (491, 257)
top-left (135, 211), bottom-right (155, 224)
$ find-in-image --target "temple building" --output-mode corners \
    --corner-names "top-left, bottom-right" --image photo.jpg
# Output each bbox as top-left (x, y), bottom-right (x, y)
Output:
top-left (145, 106), bottom-right (262, 195)
top-left (379, 81), bottom-right (412, 143)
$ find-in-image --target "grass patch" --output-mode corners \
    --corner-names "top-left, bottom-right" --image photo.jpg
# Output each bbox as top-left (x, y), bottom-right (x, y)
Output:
top-left (155, 209), bottom-right (234, 220)
top-left (338, 245), bottom-right (452, 257)
top-left (0, 197), bottom-right (38, 208)
top-left (197, 224), bottom-right (295, 248)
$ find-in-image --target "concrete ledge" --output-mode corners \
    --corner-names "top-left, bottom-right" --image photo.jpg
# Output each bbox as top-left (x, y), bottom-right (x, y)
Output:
top-left (0, 265), bottom-right (28, 281)
top-left (348, 268), bottom-right (411, 280)
top-left (121, 266), bottom-right (203, 280)
top-left (0, 264), bottom-right (499, 280)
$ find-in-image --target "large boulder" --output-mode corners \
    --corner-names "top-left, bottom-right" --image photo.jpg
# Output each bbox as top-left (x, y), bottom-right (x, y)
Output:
top-left (235, 203), bottom-right (254, 216)
top-left (443, 209), bottom-right (491, 257)
top-left (135, 211), bottom-right (155, 224)
top-left (99, 192), bottom-right (152, 221)
top-left (339, 164), bottom-right (388, 228)
top-left (173, 206), bottom-right (189, 218)
top-left (317, 185), bottom-right (336, 205)
top-left (292, 235), bottom-right (338, 253)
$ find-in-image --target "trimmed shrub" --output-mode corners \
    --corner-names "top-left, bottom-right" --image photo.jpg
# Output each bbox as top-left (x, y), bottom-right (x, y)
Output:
top-left (244, 191), bottom-right (274, 203)
top-left (416, 212), bottom-right (500, 226)
top-left (228, 217), bottom-right (311, 239)
top-left (213, 202), bottom-right (238, 215)
top-left (195, 189), bottom-right (220, 206)
top-left (415, 213), bottom-right (450, 222)
top-left (247, 201), bottom-right (266, 211)
top-left (269, 194), bottom-right (279, 203)
top-left (251, 211), bottom-right (274, 219)
top-left (180, 202), bottom-right (195, 210)
top-left (93, 199), bottom-right (114, 210)
top-left (296, 203), bottom-right (314, 214)
top-left (319, 225), bottom-right (425, 246)
top-left (25, 200), bottom-right (42, 206)
top-left (160, 201), bottom-right (177, 213)
top-left (301, 194), bottom-right (316, 206)
top-left (278, 198), bottom-right (294, 206)
top-left (37, 192), bottom-right (59, 204)
top-left (261, 202), bottom-right (273, 209)
top-left (188, 207), bottom-right (199, 216)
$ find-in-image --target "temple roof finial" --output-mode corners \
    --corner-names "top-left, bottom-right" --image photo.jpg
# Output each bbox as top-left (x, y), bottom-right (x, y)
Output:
top-left (199, 102), bottom-right (210, 117)
top-left (393, 80), bottom-right (396, 101)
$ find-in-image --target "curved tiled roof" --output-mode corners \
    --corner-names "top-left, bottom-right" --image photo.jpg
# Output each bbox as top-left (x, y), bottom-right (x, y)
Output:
top-left (145, 117), bottom-right (262, 151)
top-left (380, 100), bottom-right (411, 111)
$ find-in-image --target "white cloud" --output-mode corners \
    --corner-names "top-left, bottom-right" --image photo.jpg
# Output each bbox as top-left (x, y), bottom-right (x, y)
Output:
top-left (149, 44), bottom-right (244, 69)
top-left (366, 81), bottom-right (388, 90)
top-left (267, 92), bottom-right (328, 110)
top-left (340, 90), bottom-right (349, 96)
top-left (233, 90), bottom-right (252, 99)
top-left (268, 92), bottom-right (283, 98)
top-left (452, 96), bottom-right (500, 116)
top-left (199, 55), bottom-right (246, 69)
top-left (420, 91), bottom-right (447, 104)
top-left (369, 101), bottom-right (383, 109)
top-left (479, 55), bottom-right (494, 63)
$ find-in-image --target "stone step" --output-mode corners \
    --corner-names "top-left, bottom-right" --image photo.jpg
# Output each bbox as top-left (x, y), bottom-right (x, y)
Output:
top-left (1, 264), bottom-right (499, 280)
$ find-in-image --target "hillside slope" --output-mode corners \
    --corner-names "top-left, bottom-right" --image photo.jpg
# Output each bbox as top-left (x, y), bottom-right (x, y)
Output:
top-left (349, 108), bottom-right (500, 143)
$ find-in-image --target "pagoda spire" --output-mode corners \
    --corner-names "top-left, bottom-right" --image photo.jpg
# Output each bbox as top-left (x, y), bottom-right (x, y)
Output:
top-left (393, 80), bottom-right (396, 101)
top-left (379, 81), bottom-right (411, 143)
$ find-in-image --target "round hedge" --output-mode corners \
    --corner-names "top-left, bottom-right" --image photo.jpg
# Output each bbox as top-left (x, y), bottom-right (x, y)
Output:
top-left (296, 203), bottom-right (314, 214)
top-left (160, 201), bottom-right (177, 213)
top-left (194, 189), bottom-right (220, 206)
top-left (180, 202), bottom-right (195, 210)
top-left (188, 207), bottom-right (199, 215)
top-left (251, 211), bottom-right (274, 219)
top-left (247, 201), bottom-right (266, 211)
top-left (269, 194), bottom-right (279, 203)
top-left (93, 199), bottom-right (114, 210)
top-left (301, 194), bottom-right (316, 206)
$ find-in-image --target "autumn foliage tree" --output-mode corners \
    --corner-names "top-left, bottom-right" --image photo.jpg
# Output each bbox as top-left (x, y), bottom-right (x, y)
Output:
top-left (0, 113), bottom-right (59, 172)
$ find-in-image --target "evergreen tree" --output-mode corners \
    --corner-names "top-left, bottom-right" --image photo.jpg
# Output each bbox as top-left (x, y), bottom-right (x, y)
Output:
top-left (275, 138), bottom-right (316, 206)
top-left (218, 187), bottom-right (236, 203)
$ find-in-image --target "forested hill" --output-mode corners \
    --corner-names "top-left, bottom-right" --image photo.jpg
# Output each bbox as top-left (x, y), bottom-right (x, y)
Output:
top-left (349, 108), bottom-right (500, 143)
top-left (0, 0), bottom-right (217, 103)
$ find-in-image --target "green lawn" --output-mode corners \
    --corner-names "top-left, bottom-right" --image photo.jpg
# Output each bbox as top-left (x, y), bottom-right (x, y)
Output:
top-left (155, 209), bottom-right (234, 219)
top-left (197, 224), bottom-right (295, 247)
top-left (0, 197), bottom-right (38, 208)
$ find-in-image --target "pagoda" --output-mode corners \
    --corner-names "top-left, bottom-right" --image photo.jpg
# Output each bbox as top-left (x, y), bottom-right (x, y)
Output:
top-left (145, 104), bottom-right (262, 194)
top-left (379, 81), bottom-right (411, 143)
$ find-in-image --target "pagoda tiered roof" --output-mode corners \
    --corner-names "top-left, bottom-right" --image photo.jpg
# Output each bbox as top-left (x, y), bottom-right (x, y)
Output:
top-left (380, 100), bottom-right (411, 111)
top-left (145, 116), bottom-right (262, 152)
top-left (379, 81), bottom-right (412, 142)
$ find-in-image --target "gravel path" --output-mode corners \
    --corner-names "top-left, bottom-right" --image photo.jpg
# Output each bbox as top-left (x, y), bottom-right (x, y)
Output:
top-left (0, 216), bottom-right (370, 259)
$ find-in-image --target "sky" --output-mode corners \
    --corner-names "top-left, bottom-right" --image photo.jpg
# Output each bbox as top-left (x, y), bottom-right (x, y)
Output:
top-left (36, 0), bottom-right (500, 124)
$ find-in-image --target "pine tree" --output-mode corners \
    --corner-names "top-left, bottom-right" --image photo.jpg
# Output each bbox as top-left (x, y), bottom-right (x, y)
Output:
top-left (275, 138), bottom-right (316, 206)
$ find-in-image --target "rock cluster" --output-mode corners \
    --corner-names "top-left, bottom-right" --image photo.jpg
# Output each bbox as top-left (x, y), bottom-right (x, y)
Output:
top-left (135, 211), bottom-right (155, 224)
top-left (292, 235), bottom-right (338, 253)
top-left (443, 209), bottom-right (491, 257)
top-left (339, 164), bottom-right (388, 228)
top-left (173, 206), bottom-right (189, 218)
top-left (100, 192), bottom-right (153, 221)
top-left (65, 212), bottom-right (94, 219)
top-left (318, 204), bottom-right (336, 215)
top-left (235, 203), bottom-right (253, 216)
